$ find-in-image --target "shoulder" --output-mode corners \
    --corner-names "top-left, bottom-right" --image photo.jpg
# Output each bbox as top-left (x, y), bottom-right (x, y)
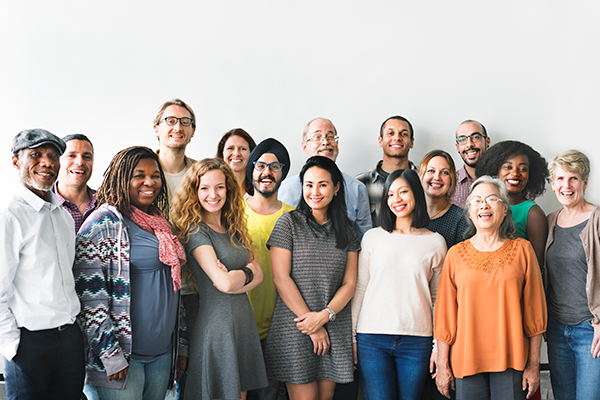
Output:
top-left (280, 202), bottom-right (296, 213)
top-left (355, 167), bottom-right (376, 183)
top-left (343, 173), bottom-right (368, 196)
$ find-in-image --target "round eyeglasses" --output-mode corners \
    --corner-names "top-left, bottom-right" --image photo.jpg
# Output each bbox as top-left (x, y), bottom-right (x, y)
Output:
top-left (456, 133), bottom-right (486, 145)
top-left (161, 116), bottom-right (194, 127)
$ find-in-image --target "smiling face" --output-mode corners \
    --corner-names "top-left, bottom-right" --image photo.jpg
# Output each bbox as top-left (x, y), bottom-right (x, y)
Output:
top-left (128, 158), bottom-right (162, 213)
top-left (421, 156), bottom-right (452, 199)
top-left (302, 119), bottom-right (339, 161)
top-left (154, 105), bottom-right (195, 150)
top-left (59, 139), bottom-right (94, 189)
top-left (455, 121), bottom-right (489, 168)
top-left (498, 153), bottom-right (530, 197)
top-left (387, 177), bottom-right (415, 220)
top-left (13, 144), bottom-right (61, 200)
top-left (252, 153), bottom-right (283, 198)
top-left (198, 169), bottom-right (227, 215)
top-left (379, 118), bottom-right (413, 159)
top-left (222, 135), bottom-right (251, 173)
top-left (468, 182), bottom-right (508, 232)
top-left (551, 164), bottom-right (588, 208)
top-left (302, 166), bottom-right (340, 215)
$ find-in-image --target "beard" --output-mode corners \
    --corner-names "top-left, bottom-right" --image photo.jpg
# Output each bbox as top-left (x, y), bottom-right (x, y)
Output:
top-left (253, 175), bottom-right (282, 197)
top-left (20, 168), bottom-right (54, 193)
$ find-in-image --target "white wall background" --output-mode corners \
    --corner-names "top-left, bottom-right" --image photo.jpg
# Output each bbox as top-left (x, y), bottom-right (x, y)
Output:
top-left (1, 0), bottom-right (599, 368)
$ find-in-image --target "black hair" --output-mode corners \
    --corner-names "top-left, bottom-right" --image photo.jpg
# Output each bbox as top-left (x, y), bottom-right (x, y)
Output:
top-left (476, 140), bottom-right (549, 199)
top-left (379, 169), bottom-right (430, 232)
top-left (379, 115), bottom-right (414, 140)
top-left (62, 133), bottom-right (94, 150)
top-left (296, 156), bottom-right (352, 249)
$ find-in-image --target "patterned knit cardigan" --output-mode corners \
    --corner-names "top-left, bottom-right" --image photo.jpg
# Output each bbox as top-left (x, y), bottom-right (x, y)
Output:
top-left (74, 204), bottom-right (188, 389)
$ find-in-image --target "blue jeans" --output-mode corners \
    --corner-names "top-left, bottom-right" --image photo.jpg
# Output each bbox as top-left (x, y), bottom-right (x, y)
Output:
top-left (546, 313), bottom-right (600, 400)
top-left (95, 351), bottom-right (172, 400)
top-left (357, 333), bottom-right (432, 400)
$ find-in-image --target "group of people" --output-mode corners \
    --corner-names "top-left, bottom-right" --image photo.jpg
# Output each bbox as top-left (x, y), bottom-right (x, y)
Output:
top-left (1, 98), bottom-right (598, 400)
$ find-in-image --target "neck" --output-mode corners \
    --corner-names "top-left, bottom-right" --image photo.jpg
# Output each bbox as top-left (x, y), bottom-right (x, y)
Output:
top-left (203, 210), bottom-right (224, 231)
top-left (382, 155), bottom-right (410, 173)
top-left (158, 146), bottom-right (187, 174)
top-left (464, 164), bottom-right (477, 179)
top-left (312, 208), bottom-right (329, 225)
top-left (57, 181), bottom-right (89, 206)
top-left (508, 191), bottom-right (527, 206)
top-left (234, 171), bottom-right (246, 194)
top-left (246, 193), bottom-right (282, 215)
top-left (394, 215), bottom-right (414, 233)
top-left (426, 195), bottom-right (450, 219)
top-left (470, 230), bottom-right (504, 250)
top-left (561, 200), bottom-right (593, 218)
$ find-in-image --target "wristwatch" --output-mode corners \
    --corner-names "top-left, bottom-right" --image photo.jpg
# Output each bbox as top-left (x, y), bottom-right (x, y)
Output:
top-left (325, 307), bottom-right (336, 322)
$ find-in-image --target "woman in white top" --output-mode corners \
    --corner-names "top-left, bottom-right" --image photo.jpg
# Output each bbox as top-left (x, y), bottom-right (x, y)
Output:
top-left (352, 169), bottom-right (447, 400)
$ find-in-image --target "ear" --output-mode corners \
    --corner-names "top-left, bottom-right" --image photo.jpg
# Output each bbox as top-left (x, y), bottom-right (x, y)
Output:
top-left (334, 181), bottom-right (341, 195)
top-left (12, 155), bottom-right (20, 170)
top-left (410, 137), bottom-right (415, 149)
top-left (583, 177), bottom-right (588, 192)
top-left (301, 140), bottom-right (309, 155)
top-left (378, 135), bottom-right (383, 148)
top-left (154, 125), bottom-right (160, 142)
top-left (485, 136), bottom-right (491, 149)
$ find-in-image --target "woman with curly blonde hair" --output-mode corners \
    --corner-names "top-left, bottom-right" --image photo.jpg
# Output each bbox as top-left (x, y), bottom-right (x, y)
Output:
top-left (171, 158), bottom-right (267, 400)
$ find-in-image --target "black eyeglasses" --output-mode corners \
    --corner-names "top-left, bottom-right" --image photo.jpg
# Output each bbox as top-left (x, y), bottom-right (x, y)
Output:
top-left (160, 116), bottom-right (194, 127)
top-left (253, 161), bottom-right (285, 172)
top-left (456, 133), bottom-right (486, 145)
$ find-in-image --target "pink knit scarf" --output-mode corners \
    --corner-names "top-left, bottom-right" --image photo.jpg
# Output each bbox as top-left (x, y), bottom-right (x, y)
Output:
top-left (130, 206), bottom-right (185, 291)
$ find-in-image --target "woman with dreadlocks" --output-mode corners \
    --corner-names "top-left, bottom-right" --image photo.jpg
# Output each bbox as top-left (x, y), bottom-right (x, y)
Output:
top-left (73, 146), bottom-right (188, 400)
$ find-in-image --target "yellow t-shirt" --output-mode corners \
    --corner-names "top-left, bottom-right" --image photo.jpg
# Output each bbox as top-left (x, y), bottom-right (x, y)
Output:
top-left (245, 200), bottom-right (295, 340)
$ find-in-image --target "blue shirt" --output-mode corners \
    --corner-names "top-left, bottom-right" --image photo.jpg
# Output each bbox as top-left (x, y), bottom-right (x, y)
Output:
top-left (278, 171), bottom-right (372, 241)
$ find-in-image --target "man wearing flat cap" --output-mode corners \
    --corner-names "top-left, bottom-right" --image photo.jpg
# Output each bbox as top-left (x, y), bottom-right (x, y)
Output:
top-left (245, 138), bottom-right (294, 400)
top-left (0, 129), bottom-right (84, 400)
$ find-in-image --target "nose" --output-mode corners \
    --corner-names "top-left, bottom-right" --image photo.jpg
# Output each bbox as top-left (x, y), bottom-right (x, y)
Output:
top-left (39, 154), bottom-right (57, 168)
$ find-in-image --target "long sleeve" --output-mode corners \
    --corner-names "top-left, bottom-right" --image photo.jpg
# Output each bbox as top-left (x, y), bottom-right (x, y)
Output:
top-left (0, 211), bottom-right (21, 361)
top-left (351, 232), bottom-right (372, 342)
top-left (521, 241), bottom-right (547, 337)
top-left (74, 207), bottom-right (130, 377)
top-left (352, 179), bottom-right (373, 241)
top-left (433, 252), bottom-right (458, 346)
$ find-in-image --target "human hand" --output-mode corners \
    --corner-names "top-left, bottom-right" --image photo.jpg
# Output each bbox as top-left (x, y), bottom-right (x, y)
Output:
top-left (107, 366), bottom-right (129, 382)
top-left (435, 363), bottom-right (455, 399)
top-left (430, 351), bottom-right (438, 378)
top-left (216, 259), bottom-right (228, 272)
top-left (176, 356), bottom-right (188, 380)
top-left (353, 342), bottom-right (358, 370)
top-left (522, 362), bottom-right (540, 399)
top-left (591, 322), bottom-right (600, 358)
top-left (294, 311), bottom-right (327, 335)
top-left (309, 327), bottom-right (330, 356)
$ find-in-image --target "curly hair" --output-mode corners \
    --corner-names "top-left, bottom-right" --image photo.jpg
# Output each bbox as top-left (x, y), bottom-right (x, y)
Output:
top-left (475, 140), bottom-right (549, 199)
top-left (96, 146), bottom-right (168, 218)
top-left (215, 128), bottom-right (257, 196)
top-left (418, 150), bottom-right (457, 199)
top-left (170, 158), bottom-right (253, 259)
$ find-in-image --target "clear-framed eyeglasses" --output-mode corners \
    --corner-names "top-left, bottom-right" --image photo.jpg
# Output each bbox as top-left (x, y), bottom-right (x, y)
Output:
top-left (304, 134), bottom-right (339, 144)
top-left (469, 195), bottom-right (503, 207)
top-left (456, 133), bottom-right (486, 145)
top-left (160, 116), bottom-right (194, 127)
top-left (253, 161), bottom-right (285, 172)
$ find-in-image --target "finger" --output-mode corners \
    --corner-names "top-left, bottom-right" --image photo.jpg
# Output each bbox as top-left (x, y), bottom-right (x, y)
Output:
top-left (450, 378), bottom-right (456, 391)
top-left (429, 358), bottom-right (435, 373)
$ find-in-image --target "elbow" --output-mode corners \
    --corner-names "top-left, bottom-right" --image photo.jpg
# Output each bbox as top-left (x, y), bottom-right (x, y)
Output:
top-left (254, 269), bottom-right (264, 286)
top-left (213, 278), bottom-right (235, 294)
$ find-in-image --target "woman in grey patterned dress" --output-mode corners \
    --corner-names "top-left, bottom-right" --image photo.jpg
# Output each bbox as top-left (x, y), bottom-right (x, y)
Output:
top-left (264, 156), bottom-right (360, 400)
top-left (171, 158), bottom-right (267, 400)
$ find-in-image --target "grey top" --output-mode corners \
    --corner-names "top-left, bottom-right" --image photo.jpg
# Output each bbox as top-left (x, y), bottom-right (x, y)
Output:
top-left (264, 211), bottom-right (360, 384)
top-left (428, 204), bottom-right (468, 250)
top-left (124, 217), bottom-right (178, 360)
top-left (546, 219), bottom-right (593, 325)
top-left (183, 223), bottom-right (267, 399)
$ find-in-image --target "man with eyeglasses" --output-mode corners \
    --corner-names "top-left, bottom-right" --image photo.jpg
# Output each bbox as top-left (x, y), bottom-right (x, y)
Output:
top-left (153, 99), bottom-right (197, 398)
top-left (279, 117), bottom-right (372, 241)
top-left (450, 120), bottom-right (490, 207)
top-left (356, 115), bottom-right (417, 228)
top-left (244, 139), bottom-right (294, 400)
top-left (153, 98), bottom-right (197, 204)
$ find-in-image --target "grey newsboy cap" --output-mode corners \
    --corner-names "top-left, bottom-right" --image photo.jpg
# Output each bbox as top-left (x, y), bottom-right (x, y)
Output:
top-left (12, 129), bottom-right (66, 156)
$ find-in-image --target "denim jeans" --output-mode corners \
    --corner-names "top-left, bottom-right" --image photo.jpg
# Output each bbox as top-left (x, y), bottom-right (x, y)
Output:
top-left (546, 313), bottom-right (600, 400)
top-left (356, 333), bottom-right (432, 400)
top-left (94, 351), bottom-right (172, 400)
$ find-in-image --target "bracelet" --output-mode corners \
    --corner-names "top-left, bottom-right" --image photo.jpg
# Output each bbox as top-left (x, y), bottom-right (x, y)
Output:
top-left (242, 267), bottom-right (253, 286)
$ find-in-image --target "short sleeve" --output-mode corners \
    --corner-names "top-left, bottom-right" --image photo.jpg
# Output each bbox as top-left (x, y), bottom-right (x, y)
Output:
top-left (346, 224), bottom-right (361, 253)
top-left (185, 224), bottom-right (213, 253)
top-left (267, 212), bottom-right (294, 252)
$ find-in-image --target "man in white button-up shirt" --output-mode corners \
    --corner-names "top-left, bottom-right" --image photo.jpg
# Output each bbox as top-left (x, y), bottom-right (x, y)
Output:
top-left (0, 129), bottom-right (84, 400)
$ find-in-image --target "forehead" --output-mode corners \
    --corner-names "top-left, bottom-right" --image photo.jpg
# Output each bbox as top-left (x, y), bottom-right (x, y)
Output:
top-left (304, 166), bottom-right (331, 181)
top-left (200, 169), bottom-right (226, 183)
top-left (22, 143), bottom-right (60, 157)
top-left (64, 139), bottom-right (93, 155)
top-left (427, 156), bottom-right (450, 169)
top-left (504, 153), bottom-right (529, 165)
top-left (471, 182), bottom-right (500, 197)
top-left (133, 158), bottom-right (159, 171)
top-left (383, 119), bottom-right (410, 132)
top-left (389, 177), bottom-right (409, 190)
top-left (456, 121), bottom-right (483, 137)
top-left (163, 105), bottom-right (191, 118)
top-left (307, 119), bottom-right (335, 135)
top-left (257, 152), bottom-right (279, 163)
top-left (225, 135), bottom-right (250, 147)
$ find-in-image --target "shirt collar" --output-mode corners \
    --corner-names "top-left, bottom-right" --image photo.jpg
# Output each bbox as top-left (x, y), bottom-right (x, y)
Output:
top-left (52, 182), bottom-right (97, 208)
top-left (18, 183), bottom-right (60, 212)
top-left (457, 165), bottom-right (471, 183)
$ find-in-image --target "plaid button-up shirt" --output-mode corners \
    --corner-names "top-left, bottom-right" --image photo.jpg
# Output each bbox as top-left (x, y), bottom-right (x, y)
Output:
top-left (450, 165), bottom-right (474, 208)
top-left (52, 184), bottom-right (97, 233)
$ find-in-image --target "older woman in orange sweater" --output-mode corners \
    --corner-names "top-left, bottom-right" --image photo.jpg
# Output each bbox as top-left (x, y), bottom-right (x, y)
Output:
top-left (433, 176), bottom-right (546, 400)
